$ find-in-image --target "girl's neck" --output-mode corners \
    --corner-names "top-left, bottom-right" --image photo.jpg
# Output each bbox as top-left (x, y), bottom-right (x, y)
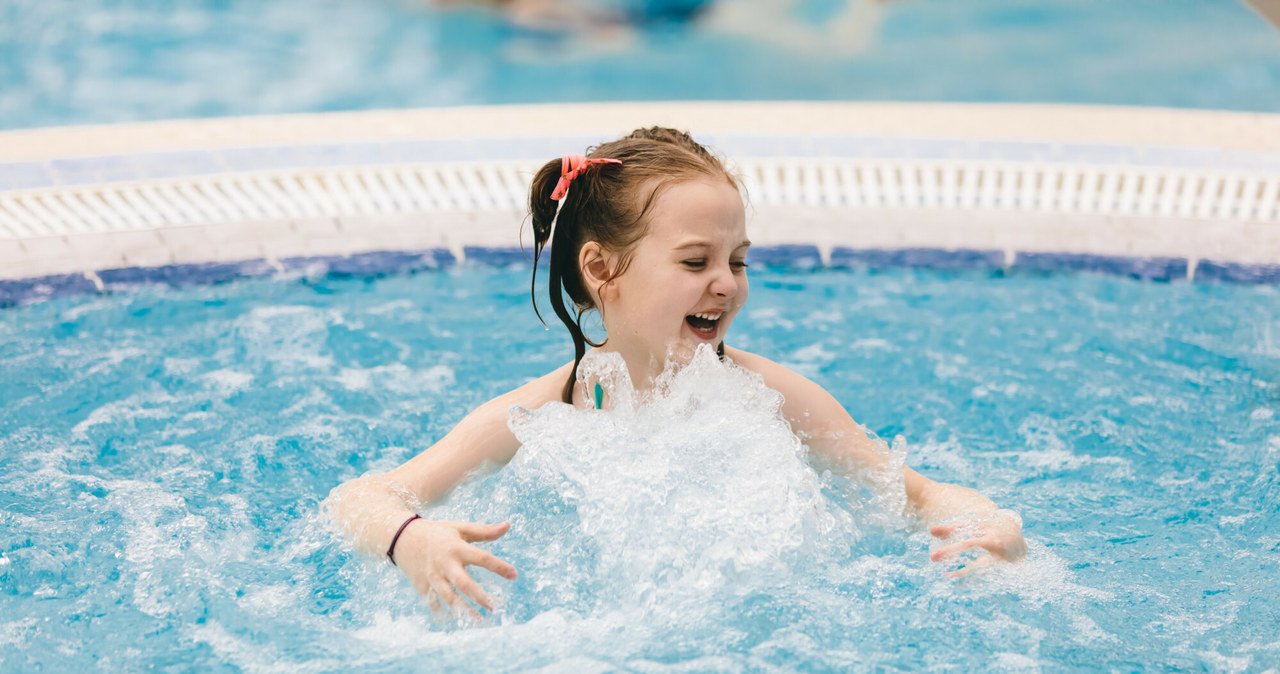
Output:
top-left (595, 343), bottom-right (661, 392)
top-left (597, 340), bottom-right (706, 393)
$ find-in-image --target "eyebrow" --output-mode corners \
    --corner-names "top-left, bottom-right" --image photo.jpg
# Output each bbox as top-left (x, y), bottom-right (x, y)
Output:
top-left (673, 240), bottom-right (752, 251)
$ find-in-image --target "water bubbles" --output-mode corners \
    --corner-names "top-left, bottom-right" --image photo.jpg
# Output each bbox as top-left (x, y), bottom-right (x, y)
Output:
top-left (433, 345), bottom-right (908, 636)
top-left (6, 266), bottom-right (1272, 669)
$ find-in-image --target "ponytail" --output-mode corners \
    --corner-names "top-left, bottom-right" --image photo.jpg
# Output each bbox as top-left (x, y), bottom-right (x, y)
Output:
top-left (529, 158), bottom-right (610, 404)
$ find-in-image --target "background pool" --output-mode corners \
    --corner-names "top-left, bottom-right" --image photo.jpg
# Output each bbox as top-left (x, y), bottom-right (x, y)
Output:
top-left (1, 262), bottom-right (1277, 670)
top-left (2, 0), bottom-right (1278, 131)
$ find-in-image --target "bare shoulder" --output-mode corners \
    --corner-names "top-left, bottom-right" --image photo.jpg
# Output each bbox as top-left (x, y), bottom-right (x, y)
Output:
top-left (457, 360), bottom-right (579, 451)
top-left (387, 361), bottom-right (576, 500)
top-left (724, 346), bottom-right (889, 469)
top-left (485, 360), bottom-right (577, 414)
top-left (724, 346), bottom-right (853, 436)
top-left (724, 346), bottom-right (825, 403)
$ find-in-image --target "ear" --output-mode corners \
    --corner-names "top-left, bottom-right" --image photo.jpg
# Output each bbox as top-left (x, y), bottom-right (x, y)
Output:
top-left (579, 241), bottom-right (617, 304)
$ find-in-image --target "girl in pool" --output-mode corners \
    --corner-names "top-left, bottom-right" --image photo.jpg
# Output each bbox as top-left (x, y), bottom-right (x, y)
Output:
top-left (327, 126), bottom-right (1027, 614)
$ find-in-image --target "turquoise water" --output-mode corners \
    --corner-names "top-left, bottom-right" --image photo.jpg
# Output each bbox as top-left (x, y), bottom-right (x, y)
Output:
top-left (2, 0), bottom-right (1278, 130)
top-left (1, 263), bottom-right (1277, 669)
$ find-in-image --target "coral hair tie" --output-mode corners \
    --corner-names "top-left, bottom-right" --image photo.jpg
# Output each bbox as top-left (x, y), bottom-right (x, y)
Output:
top-left (550, 154), bottom-right (622, 201)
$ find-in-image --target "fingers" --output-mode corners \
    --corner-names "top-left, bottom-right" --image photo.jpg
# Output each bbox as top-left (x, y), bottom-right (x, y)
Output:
top-left (930, 536), bottom-right (984, 562)
top-left (423, 562), bottom-right (502, 616)
top-left (942, 553), bottom-right (995, 579)
top-left (399, 520), bottom-right (518, 617)
top-left (930, 522), bottom-right (960, 539)
top-left (462, 546), bottom-right (519, 581)
top-left (427, 571), bottom-right (479, 619)
top-left (453, 520), bottom-right (512, 542)
top-left (449, 566), bottom-right (497, 612)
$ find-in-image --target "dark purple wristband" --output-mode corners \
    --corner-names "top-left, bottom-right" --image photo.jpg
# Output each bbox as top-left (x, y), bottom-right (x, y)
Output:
top-left (386, 514), bottom-right (422, 566)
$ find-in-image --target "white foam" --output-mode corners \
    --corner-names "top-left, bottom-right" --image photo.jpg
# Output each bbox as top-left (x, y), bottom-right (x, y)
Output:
top-left (334, 363), bottom-right (453, 394)
top-left (84, 347), bottom-right (147, 376)
top-left (185, 621), bottom-right (343, 674)
top-left (200, 368), bottom-right (254, 394)
top-left (848, 337), bottom-right (896, 352)
top-left (429, 345), bottom-right (912, 626)
top-left (232, 305), bottom-right (338, 372)
top-left (71, 394), bottom-right (177, 441)
top-left (0, 617), bottom-right (38, 649)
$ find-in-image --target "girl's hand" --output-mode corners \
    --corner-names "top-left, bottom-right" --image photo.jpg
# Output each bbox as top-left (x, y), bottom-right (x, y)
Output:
top-left (394, 519), bottom-right (518, 616)
top-left (928, 509), bottom-right (1027, 572)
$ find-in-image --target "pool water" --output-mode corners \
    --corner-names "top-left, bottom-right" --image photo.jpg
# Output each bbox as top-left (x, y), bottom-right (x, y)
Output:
top-left (2, 0), bottom-right (1278, 130)
top-left (1, 262), bottom-right (1278, 670)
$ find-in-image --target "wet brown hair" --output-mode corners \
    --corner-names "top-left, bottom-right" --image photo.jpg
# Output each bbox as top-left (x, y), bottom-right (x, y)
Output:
top-left (528, 126), bottom-right (740, 403)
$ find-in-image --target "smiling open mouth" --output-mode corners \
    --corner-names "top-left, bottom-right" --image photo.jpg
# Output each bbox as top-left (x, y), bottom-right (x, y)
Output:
top-left (685, 312), bottom-right (721, 339)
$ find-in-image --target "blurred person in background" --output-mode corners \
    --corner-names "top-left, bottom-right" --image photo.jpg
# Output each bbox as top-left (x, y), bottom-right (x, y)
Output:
top-left (432, 0), bottom-right (900, 56)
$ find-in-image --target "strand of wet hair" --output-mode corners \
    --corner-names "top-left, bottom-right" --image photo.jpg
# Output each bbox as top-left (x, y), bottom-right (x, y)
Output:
top-left (529, 157), bottom-right (594, 404)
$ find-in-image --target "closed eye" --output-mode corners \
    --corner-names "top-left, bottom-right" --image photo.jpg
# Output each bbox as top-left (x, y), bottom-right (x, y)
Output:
top-left (682, 259), bottom-right (707, 269)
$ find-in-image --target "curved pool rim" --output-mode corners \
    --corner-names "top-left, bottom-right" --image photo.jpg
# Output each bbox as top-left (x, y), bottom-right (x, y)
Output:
top-left (1, 101), bottom-right (1278, 305)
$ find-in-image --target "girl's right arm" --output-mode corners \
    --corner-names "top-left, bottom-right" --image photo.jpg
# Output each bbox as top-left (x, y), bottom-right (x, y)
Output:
top-left (324, 362), bottom-right (575, 613)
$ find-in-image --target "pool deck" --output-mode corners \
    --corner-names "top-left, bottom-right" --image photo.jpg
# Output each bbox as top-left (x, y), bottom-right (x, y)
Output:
top-left (5, 102), bottom-right (1280, 161)
top-left (1, 102), bottom-right (1278, 286)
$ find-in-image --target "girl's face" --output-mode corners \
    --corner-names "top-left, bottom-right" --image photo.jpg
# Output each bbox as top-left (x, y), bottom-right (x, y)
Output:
top-left (595, 178), bottom-right (750, 382)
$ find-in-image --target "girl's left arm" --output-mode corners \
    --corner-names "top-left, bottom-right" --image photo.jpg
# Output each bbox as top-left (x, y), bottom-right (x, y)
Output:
top-left (728, 347), bottom-right (1027, 564)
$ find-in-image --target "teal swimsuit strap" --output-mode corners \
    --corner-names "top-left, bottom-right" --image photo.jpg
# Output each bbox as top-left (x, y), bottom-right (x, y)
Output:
top-left (594, 382), bottom-right (604, 410)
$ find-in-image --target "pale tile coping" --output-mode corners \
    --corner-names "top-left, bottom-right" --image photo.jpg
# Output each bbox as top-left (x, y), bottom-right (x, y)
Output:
top-left (3, 102), bottom-right (1279, 163)
top-left (2, 102), bottom-right (1277, 286)
top-left (4, 136), bottom-right (1277, 194)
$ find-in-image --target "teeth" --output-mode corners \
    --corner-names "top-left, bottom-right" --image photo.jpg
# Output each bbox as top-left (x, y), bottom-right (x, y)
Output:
top-left (692, 312), bottom-right (722, 321)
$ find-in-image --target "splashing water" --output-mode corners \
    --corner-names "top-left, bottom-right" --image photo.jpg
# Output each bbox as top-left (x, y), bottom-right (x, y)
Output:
top-left (405, 344), bottom-right (1083, 669)
top-left (447, 347), bottom-right (880, 622)
top-left (2, 266), bottom-right (1277, 670)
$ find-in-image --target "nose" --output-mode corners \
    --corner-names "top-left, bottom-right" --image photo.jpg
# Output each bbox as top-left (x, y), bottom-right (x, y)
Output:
top-left (709, 263), bottom-right (738, 298)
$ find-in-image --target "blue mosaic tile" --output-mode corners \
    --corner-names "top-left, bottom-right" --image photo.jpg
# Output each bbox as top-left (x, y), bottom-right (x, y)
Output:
top-left (275, 255), bottom-right (335, 275)
top-left (50, 155), bottom-right (139, 186)
top-left (1194, 260), bottom-right (1280, 284)
top-left (131, 151), bottom-right (223, 180)
top-left (277, 249), bottom-right (454, 277)
top-left (1014, 252), bottom-right (1187, 281)
top-left (830, 247), bottom-right (1005, 269)
top-left (746, 244), bottom-right (822, 268)
top-left (97, 260), bottom-right (274, 288)
top-left (322, 250), bottom-right (453, 277)
top-left (0, 162), bottom-right (56, 190)
top-left (464, 246), bottom-right (536, 266)
top-left (0, 273), bottom-right (98, 307)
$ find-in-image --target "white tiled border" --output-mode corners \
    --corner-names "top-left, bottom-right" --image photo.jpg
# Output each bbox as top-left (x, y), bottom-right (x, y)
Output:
top-left (6, 102), bottom-right (1280, 161)
top-left (1, 102), bottom-right (1277, 281)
